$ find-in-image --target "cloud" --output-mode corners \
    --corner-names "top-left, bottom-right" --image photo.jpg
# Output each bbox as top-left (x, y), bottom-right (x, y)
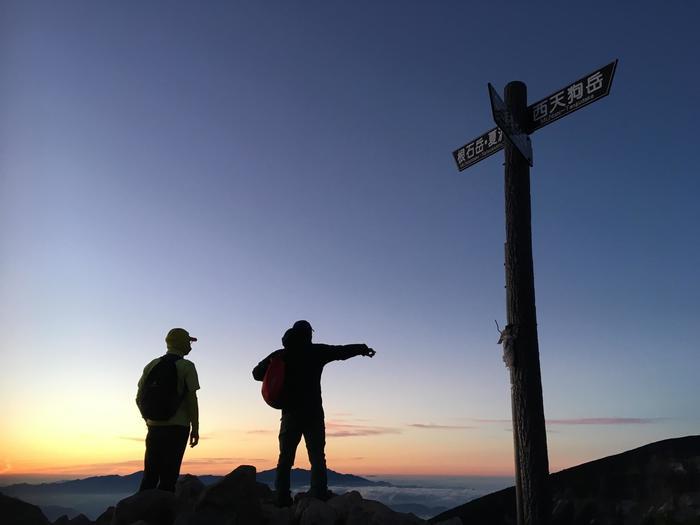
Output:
top-left (325, 421), bottom-right (402, 438)
top-left (119, 434), bottom-right (211, 441)
top-left (246, 429), bottom-right (274, 434)
top-left (546, 418), bottom-right (659, 425)
top-left (475, 417), bottom-right (660, 426)
top-left (183, 457), bottom-right (267, 466)
top-left (326, 484), bottom-right (493, 519)
top-left (408, 423), bottom-right (474, 430)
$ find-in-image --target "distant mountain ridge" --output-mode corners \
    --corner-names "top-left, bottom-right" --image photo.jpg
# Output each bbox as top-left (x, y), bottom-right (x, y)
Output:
top-left (0, 468), bottom-right (393, 520)
top-left (0, 468), bottom-right (393, 499)
top-left (0, 467), bottom-right (391, 495)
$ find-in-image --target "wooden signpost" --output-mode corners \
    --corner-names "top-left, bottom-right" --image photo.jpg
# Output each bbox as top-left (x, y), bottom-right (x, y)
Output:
top-left (452, 61), bottom-right (618, 525)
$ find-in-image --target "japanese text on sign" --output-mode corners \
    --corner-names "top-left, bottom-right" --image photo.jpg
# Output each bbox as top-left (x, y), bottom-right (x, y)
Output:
top-left (453, 127), bottom-right (504, 171)
top-left (527, 60), bottom-right (617, 133)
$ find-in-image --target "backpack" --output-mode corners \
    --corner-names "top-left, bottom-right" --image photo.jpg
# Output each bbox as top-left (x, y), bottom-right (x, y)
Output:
top-left (262, 354), bottom-right (287, 409)
top-left (137, 354), bottom-right (185, 420)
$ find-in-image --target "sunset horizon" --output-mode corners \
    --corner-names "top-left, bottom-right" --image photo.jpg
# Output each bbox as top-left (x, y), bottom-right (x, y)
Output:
top-left (2, 3), bottom-right (698, 523)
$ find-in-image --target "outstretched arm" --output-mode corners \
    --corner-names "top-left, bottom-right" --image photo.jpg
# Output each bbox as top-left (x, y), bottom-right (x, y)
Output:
top-left (319, 344), bottom-right (376, 364)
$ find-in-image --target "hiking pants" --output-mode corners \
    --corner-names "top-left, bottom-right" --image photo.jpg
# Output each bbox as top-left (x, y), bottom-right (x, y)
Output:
top-left (275, 409), bottom-right (327, 499)
top-left (139, 425), bottom-right (189, 492)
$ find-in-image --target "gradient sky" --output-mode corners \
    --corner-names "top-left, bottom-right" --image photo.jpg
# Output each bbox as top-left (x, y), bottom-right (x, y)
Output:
top-left (1, 1), bottom-right (698, 481)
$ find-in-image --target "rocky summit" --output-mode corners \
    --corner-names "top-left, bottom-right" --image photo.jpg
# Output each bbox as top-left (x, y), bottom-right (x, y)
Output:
top-left (3, 464), bottom-right (456, 525)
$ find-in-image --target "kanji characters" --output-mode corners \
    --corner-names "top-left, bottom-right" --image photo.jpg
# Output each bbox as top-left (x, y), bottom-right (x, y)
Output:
top-left (549, 90), bottom-right (566, 111)
top-left (567, 82), bottom-right (584, 104)
top-left (466, 142), bottom-right (475, 159)
top-left (533, 100), bottom-right (548, 122)
top-left (586, 71), bottom-right (603, 94)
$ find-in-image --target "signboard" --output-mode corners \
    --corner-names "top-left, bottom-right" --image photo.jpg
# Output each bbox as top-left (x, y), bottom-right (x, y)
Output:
top-left (452, 59), bottom-right (617, 173)
top-left (452, 127), bottom-right (504, 171)
top-left (489, 83), bottom-right (533, 166)
top-left (526, 60), bottom-right (617, 133)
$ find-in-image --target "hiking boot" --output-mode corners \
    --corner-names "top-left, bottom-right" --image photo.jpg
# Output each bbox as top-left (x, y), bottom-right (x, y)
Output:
top-left (304, 489), bottom-right (334, 502)
top-left (275, 493), bottom-right (294, 507)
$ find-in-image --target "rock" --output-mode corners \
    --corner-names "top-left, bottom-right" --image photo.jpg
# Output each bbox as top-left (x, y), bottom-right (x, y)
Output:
top-left (294, 498), bottom-right (336, 525)
top-left (111, 489), bottom-right (177, 525)
top-left (260, 504), bottom-right (293, 525)
top-left (53, 516), bottom-right (70, 525)
top-left (94, 507), bottom-right (114, 525)
top-left (172, 509), bottom-right (222, 525)
top-left (0, 492), bottom-right (51, 525)
top-left (194, 465), bottom-right (262, 524)
top-left (175, 475), bottom-right (205, 511)
top-left (327, 491), bottom-right (363, 522)
top-left (255, 482), bottom-right (273, 502)
top-left (551, 498), bottom-right (574, 525)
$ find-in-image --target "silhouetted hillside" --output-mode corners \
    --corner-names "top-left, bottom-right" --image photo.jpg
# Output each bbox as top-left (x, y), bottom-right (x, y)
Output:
top-left (431, 435), bottom-right (700, 525)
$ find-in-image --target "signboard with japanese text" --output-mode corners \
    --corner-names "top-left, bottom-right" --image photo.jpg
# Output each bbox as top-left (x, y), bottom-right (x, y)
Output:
top-left (452, 59), bottom-right (617, 173)
top-left (526, 60), bottom-right (617, 133)
top-left (452, 127), bottom-right (504, 171)
top-left (489, 83), bottom-right (533, 166)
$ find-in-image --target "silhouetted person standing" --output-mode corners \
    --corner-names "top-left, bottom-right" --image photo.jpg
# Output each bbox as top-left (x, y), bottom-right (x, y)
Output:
top-left (253, 320), bottom-right (376, 506)
top-left (136, 328), bottom-right (200, 492)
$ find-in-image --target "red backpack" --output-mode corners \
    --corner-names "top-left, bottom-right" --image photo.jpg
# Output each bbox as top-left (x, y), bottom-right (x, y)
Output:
top-left (262, 355), bottom-right (287, 409)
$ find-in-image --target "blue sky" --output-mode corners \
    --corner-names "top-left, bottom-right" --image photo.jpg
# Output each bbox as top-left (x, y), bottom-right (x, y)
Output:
top-left (1, 1), bottom-right (698, 477)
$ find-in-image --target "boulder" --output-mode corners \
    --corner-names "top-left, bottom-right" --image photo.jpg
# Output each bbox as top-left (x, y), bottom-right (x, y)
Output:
top-left (175, 476), bottom-right (205, 511)
top-left (111, 489), bottom-right (177, 525)
top-left (259, 504), bottom-right (293, 525)
top-left (172, 509), bottom-right (223, 525)
top-left (255, 482), bottom-right (273, 502)
top-left (194, 465), bottom-right (262, 524)
top-left (0, 492), bottom-right (51, 525)
top-left (327, 491), bottom-right (363, 522)
top-left (294, 498), bottom-right (336, 525)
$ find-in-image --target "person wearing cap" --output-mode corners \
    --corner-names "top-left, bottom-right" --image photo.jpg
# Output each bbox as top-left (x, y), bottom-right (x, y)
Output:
top-left (136, 328), bottom-right (200, 492)
top-left (252, 320), bottom-right (376, 506)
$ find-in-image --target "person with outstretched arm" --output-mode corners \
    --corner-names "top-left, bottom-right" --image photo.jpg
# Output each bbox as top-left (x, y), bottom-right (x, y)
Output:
top-left (252, 320), bottom-right (376, 507)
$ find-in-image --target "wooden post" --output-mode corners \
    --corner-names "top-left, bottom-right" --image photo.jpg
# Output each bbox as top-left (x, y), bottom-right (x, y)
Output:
top-left (503, 80), bottom-right (550, 525)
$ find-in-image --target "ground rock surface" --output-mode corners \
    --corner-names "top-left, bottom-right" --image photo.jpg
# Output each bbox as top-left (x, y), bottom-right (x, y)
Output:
top-left (111, 489), bottom-right (177, 525)
top-left (102, 466), bottom-right (428, 525)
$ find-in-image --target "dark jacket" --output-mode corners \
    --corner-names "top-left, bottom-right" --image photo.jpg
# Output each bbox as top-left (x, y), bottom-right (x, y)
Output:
top-left (253, 343), bottom-right (366, 413)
